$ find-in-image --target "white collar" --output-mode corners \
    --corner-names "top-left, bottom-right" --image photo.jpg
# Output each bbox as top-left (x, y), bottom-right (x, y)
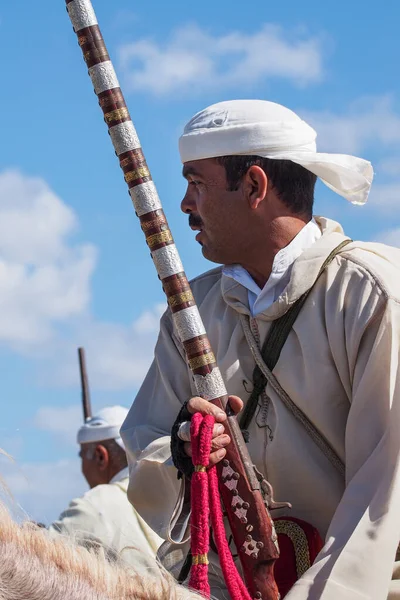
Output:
top-left (109, 466), bottom-right (129, 484)
top-left (223, 219), bottom-right (321, 316)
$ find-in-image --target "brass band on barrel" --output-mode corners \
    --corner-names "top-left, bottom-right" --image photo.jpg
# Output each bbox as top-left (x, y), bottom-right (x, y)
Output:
top-left (183, 334), bottom-right (216, 375)
top-left (119, 147), bottom-right (147, 168)
top-left (120, 154), bottom-right (139, 169)
top-left (104, 107), bottom-right (130, 126)
top-left (140, 215), bottom-right (168, 232)
top-left (162, 273), bottom-right (190, 296)
top-left (119, 149), bottom-right (152, 187)
top-left (183, 335), bottom-right (212, 357)
top-left (188, 352), bottom-right (216, 371)
top-left (98, 88), bottom-right (130, 127)
top-left (167, 290), bottom-right (195, 313)
top-left (125, 166), bottom-right (151, 184)
top-left (77, 26), bottom-right (109, 68)
top-left (146, 230), bottom-right (174, 249)
top-left (168, 290), bottom-right (194, 307)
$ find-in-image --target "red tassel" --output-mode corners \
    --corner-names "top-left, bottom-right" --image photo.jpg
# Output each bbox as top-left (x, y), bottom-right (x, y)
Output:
top-left (208, 465), bottom-right (252, 600)
top-left (189, 413), bottom-right (251, 600)
top-left (189, 413), bottom-right (213, 597)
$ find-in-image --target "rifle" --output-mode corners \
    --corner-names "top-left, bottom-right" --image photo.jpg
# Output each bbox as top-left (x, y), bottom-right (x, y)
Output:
top-left (78, 347), bottom-right (92, 422)
top-left (65, 2), bottom-right (280, 596)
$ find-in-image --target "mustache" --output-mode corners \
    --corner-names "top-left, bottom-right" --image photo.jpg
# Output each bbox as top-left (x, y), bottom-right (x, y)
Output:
top-left (188, 214), bottom-right (203, 229)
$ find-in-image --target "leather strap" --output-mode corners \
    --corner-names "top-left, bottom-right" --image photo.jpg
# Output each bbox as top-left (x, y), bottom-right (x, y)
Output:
top-left (239, 238), bottom-right (352, 457)
top-left (240, 315), bottom-right (345, 476)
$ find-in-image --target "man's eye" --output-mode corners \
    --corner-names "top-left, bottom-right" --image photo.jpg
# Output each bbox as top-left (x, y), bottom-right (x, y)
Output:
top-left (189, 180), bottom-right (201, 186)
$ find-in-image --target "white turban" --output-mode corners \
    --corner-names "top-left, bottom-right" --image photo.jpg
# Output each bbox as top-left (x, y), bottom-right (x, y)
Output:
top-left (77, 405), bottom-right (129, 450)
top-left (179, 100), bottom-right (373, 205)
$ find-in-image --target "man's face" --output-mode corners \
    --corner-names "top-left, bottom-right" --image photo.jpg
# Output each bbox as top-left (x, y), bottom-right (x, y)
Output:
top-left (181, 159), bottom-right (248, 265)
top-left (79, 444), bottom-right (101, 489)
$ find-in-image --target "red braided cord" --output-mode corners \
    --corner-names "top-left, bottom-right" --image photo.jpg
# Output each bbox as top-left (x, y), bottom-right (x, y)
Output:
top-left (208, 466), bottom-right (252, 600)
top-left (189, 413), bottom-right (252, 600)
top-left (189, 413), bottom-right (213, 597)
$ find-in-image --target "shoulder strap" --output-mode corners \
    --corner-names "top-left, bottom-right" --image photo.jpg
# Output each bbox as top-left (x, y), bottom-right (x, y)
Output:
top-left (259, 239), bottom-right (352, 371)
top-left (239, 239), bottom-right (352, 460)
top-left (240, 314), bottom-right (345, 476)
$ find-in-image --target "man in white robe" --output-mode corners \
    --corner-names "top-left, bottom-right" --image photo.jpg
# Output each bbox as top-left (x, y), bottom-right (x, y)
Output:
top-left (49, 405), bottom-right (162, 567)
top-left (121, 100), bottom-right (400, 598)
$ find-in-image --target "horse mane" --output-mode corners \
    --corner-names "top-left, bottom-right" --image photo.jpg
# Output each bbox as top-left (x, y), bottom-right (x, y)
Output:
top-left (0, 505), bottom-right (202, 600)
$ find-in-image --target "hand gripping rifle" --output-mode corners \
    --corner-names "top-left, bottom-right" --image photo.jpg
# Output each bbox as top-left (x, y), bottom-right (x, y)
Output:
top-left (65, 2), bottom-right (280, 597)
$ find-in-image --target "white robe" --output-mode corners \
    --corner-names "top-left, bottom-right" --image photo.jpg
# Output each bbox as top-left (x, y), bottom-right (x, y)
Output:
top-left (121, 217), bottom-right (400, 599)
top-left (49, 467), bottom-right (163, 567)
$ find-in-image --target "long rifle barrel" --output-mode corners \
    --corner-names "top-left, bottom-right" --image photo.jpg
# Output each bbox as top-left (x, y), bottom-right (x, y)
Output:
top-left (78, 347), bottom-right (92, 422)
top-left (65, 3), bottom-right (279, 597)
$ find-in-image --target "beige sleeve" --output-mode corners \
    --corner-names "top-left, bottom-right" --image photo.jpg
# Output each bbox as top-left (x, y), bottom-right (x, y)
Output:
top-left (287, 297), bottom-right (400, 600)
top-left (121, 309), bottom-right (193, 539)
top-left (48, 495), bottom-right (106, 547)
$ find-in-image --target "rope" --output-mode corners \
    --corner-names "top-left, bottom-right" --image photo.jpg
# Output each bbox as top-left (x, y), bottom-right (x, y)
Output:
top-left (189, 413), bottom-right (252, 600)
top-left (189, 413), bottom-right (213, 597)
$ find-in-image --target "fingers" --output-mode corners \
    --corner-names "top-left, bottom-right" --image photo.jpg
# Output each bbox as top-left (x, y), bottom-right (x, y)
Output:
top-left (187, 396), bottom-right (227, 422)
top-left (213, 423), bottom-right (225, 438)
top-left (183, 433), bottom-right (230, 458)
top-left (184, 444), bottom-right (228, 465)
top-left (227, 395), bottom-right (244, 414)
top-left (209, 448), bottom-right (227, 466)
top-left (211, 434), bottom-right (230, 452)
top-left (186, 395), bottom-right (244, 420)
top-left (182, 395), bottom-right (244, 465)
top-left (177, 421), bottom-right (191, 442)
top-left (178, 421), bottom-right (225, 443)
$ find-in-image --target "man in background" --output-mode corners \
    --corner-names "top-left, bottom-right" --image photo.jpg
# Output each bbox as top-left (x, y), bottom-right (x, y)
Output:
top-left (49, 405), bottom-right (162, 566)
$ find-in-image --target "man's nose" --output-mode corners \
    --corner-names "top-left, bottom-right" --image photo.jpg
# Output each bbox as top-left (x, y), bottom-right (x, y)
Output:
top-left (181, 189), bottom-right (196, 214)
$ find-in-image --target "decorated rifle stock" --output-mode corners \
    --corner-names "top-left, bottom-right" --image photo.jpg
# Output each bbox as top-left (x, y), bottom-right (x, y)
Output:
top-left (65, 2), bottom-right (280, 597)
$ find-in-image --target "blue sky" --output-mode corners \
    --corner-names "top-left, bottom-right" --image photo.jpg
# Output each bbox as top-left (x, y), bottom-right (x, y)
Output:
top-left (0, 0), bottom-right (398, 523)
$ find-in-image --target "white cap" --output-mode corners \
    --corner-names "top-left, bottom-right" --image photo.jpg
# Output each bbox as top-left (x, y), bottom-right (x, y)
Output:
top-left (77, 405), bottom-right (129, 450)
top-left (179, 99), bottom-right (373, 205)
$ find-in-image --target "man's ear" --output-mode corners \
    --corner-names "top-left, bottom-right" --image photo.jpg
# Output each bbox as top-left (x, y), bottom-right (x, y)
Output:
top-left (95, 444), bottom-right (109, 472)
top-left (243, 165), bottom-right (268, 209)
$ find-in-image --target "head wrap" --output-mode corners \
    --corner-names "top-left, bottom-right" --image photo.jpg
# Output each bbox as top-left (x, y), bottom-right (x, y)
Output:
top-left (77, 405), bottom-right (129, 450)
top-left (179, 100), bottom-right (373, 205)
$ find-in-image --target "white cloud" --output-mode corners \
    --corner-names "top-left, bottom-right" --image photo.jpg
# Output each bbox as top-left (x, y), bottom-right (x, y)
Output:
top-left (133, 303), bottom-right (166, 334)
top-left (372, 227), bottom-right (400, 247)
top-left (32, 406), bottom-right (82, 446)
top-left (1, 456), bottom-right (86, 524)
top-left (43, 302), bottom-right (166, 391)
top-left (0, 170), bottom-right (96, 347)
top-left (0, 170), bottom-right (167, 525)
top-left (303, 95), bottom-right (400, 154)
top-left (0, 168), bottom-right (166, 392)
top-left (118, 23), bottom-right (324, 96)
top-left (366, 182), bottom-right (400, 212)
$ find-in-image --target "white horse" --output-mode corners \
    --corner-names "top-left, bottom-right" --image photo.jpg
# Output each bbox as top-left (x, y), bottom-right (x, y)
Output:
top-left (0, 505), bottom-right (202, 600)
